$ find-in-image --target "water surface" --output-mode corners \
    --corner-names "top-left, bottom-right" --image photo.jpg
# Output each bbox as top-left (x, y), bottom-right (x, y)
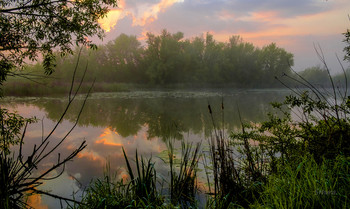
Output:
top-left (1, 89), bottom-right (290, 208)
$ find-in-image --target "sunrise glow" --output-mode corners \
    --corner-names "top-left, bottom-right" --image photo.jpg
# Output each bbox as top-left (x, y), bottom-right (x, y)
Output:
top-left (98, 9), bottom-right (123, 32)
top-left (95, 0), bottom-right (350, 70)
top-left (132, 0), bottom-right (183, 26)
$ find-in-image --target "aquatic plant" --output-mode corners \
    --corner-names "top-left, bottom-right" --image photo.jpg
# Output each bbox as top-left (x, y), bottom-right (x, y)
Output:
top-left (166, 139), bottom-right (201, 207)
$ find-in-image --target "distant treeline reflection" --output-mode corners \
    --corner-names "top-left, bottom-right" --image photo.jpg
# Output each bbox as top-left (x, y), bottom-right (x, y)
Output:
top-left (29, 91), bottom-right (289, 140)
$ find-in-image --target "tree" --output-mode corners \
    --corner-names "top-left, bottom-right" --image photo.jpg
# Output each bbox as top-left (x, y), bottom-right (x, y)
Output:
top-left (298, 66), bottom-right (330, 86)
top-left (144, 30), bottom-right (185, 84)
top-left (202, 32), bottom-right (225, 83)
top-left (258, 43), bottom-right (294, 86)
top-left (105, 34), bottom-right (143, 82)
top-left (0, 0), bottom-right (118, 84)
top-left (0, 0), bottom-right (118, 207)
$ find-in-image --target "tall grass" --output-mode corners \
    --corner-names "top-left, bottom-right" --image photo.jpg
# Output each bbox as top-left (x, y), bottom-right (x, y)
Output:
top-left (166, 139), bottom-right (201, 207)
top-left (75, 165), bottom-right (130, 209)
top-left (205, 102), bottom-right (264, 208)
top-left (251, 155), bottom-right (350, 208)
top-left (76, 149), bottom-right (165, 209)
top-left (77, 141), bottom-right (202, 209)
top-left (122, 147), bottom-right (163, 206)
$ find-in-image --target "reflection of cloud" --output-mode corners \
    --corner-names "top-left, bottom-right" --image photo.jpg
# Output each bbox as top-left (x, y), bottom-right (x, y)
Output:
top-left (96, 128), bottom-right (123, 147)
top-left (27, 193), bottom-right (48, 209)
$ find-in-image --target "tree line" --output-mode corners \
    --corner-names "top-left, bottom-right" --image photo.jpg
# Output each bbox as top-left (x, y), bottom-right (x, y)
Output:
top-left (27, 29), bottom-right (295, 88)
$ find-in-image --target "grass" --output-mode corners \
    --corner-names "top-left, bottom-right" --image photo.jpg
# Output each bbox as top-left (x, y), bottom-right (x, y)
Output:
top-left (75, 149), bottom-right (165, 209)
top-left (251, 155), bottom-right (350, 209)
top-left (166, 139), bottom-right (201, 207)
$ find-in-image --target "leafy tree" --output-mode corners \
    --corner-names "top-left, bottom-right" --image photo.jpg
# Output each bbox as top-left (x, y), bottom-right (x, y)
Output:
top-left (4, 30), bottom-right (299, 91)
top-left (144, 30), bottom-right (185, 84)
top-left (258, 43), bottom-right (294, 86)
top-left (222, 36), bottom-right (260, 85)
top-left (298, 66), bottom-right (330, 86)
top-left (182, 36), bottom-right (205, 82)
top-left (0, 0), bottom-right (118, 84)
top-left (105, 34), bottom-right (143, 82)
top-left (202, 33), bottom-right (225, 83)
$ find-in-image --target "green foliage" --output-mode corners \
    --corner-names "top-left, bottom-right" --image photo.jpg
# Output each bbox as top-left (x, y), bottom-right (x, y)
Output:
top-left (78, 176), bottom-right (131, 209)
top-left (0, 0), bottom-right (118, 85)
top-left (251, 155), bottom-right (350, 209)
top-left (344, 27), bottom-right (350, 61)
top-left (0, 108), bottom-right (36, 154)
top-left (6, 30), bottom-right (297, 96)
top-left (298, 66), bottom-right (331, 86)
top-left (205, 102), bottom-right (262, 208)
top-left (166, 140), bottom-right (201, 207)
top-left (78, 140), bottom-right (202, 209)
top-left (122, 148), bottom-right (162, 205)
top-left (225, 44), bottom-right (350, 205)
top-left (231, 83), bottom-right (350, 169)
top-left (77, 161), bottom-right (166, 209)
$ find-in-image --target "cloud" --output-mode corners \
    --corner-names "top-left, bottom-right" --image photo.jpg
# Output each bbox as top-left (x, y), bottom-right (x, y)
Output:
top-left (98, 0), bottom-right (184, 33)
top-left (98, 9), bottom-right (124, 32)
top-left (96, 0), bottom-right (350, 70)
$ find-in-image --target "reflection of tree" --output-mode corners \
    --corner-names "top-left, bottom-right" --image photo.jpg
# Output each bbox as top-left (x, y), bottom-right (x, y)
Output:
top-left (31, 91), bottom-right (289, 141)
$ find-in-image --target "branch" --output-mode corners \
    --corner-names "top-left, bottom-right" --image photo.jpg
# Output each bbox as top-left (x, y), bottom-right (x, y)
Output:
top-left (0, 0), bottom-right (71, 13)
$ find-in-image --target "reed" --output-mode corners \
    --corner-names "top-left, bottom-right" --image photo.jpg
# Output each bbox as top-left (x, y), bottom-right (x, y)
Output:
top-left (166, 139), bottom-right (201, 207)
top-left (205, 101), bottom-right (247, 208)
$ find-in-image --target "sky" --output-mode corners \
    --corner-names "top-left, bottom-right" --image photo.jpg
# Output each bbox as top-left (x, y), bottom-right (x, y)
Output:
top-left (95, 0), bottom-right (350, 73)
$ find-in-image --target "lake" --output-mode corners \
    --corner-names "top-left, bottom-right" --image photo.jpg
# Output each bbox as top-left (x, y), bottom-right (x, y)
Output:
top-left (0, 89), bottom-right (290, 208)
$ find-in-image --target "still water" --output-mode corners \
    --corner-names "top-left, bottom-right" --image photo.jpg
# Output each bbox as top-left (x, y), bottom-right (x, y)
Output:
top-left (1, 89), bottom-right (290, 208)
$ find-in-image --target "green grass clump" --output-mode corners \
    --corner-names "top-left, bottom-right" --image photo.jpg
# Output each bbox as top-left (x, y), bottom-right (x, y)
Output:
top-left (251, 155), bottom-right (350, 209)
top-left (76, 149), bottom-right (165, 209)
top-left (166, 140), bottom-right (201, 207)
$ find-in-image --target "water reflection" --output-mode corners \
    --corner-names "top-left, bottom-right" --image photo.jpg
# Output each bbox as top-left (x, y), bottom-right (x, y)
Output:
top-left (0, 89), bottom-right (290, 208)
top-left (26, 90), bottom-right (289, 140)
